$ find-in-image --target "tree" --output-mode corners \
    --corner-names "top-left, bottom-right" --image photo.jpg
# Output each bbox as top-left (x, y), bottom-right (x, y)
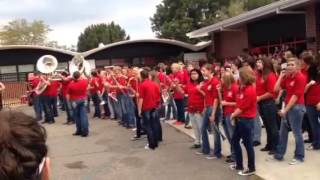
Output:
top-left (0, 19), bottom-right (51, 45)
top-left (77, 22), bottom-right (130, 52)
top-left (151, 0), bottom-right (279, 43)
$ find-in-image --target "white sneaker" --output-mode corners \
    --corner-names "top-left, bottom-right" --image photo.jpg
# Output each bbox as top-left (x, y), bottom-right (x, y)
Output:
top-left (195, 151), bottom-right (204, 155)
top-left (144, 144), bottom-right (150, 150)
top-left (289, 158), bottom-right (303, 165)
top-left (205, 155), bottom-right (219, 160)
top-left (306, 145), bottom-right (315, 151)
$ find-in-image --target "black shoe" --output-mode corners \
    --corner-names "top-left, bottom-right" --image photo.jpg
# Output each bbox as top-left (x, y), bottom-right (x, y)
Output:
top-left (73, 132), bottom-right (81, 136)
top-left (131, 136), bottom-right (141, 141)
top-left (190, 144), bottom-right (201, 149)
top-left (260, 147), bottom-right (270, 152)
top-left (226, 155), bottom-right (231, 159)
top-left (41, 121), bottom-right (48, 124)
top-left (63, 122), bottom-right (69, 125)
top-left (238, 169), bottom-right (256, 176)
top-left (304, 139), bottom-right (312, 143)
top-left (253, 141), bottom-right (261, 147)
top-left (81, 134), bottom-right (88, 137)
top-left (268, 151), bottom-right (276, 155)
top-left (226, 158), bottom-right (235, 163)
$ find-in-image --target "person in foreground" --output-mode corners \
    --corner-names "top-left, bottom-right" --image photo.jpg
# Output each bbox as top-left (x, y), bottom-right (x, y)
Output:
top-left (230, 66), bottom-right (257, 176)
top-left (0, 111), bottom-right (50, 180)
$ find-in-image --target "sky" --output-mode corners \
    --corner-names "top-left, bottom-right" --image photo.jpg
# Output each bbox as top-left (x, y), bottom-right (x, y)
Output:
top-left (0, 0), bottom-right (162, 46)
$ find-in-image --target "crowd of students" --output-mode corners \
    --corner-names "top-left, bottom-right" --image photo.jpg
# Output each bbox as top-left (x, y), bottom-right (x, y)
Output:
top-left (22, 49), bottom-right (320, 177)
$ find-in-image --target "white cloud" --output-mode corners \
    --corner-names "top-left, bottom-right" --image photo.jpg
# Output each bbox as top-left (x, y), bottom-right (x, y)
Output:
top-left (0, 0), bottom-right (162, 46)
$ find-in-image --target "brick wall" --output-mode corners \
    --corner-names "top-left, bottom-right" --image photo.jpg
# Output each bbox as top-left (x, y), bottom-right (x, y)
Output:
top-left (305, 2), bottom-right (320, 52)
top-left (213, 25), bottom-right (249, 59)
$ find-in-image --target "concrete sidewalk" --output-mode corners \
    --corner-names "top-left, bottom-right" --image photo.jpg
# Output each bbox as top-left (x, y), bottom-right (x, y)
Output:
top-left (166, 120), bottom-right (320, 180)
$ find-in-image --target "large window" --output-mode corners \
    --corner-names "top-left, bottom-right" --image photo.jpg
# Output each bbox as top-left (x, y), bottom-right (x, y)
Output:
top-left (18, 64), bottom-right (34, 73)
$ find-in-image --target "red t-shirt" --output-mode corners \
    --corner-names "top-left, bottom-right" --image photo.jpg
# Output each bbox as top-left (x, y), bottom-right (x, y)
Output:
top-left (256, 72), bottom-right (277, 99)
top-left (89, 77), bottom-right (100, 94)
top-left (116, 76), bottom-right (128, 94)
top-left (305, 82), bottom-right (320, 105)
top-left (201, 76), bottom-right (219, 107)
top-left (67, 79), bottom-right (88, 101)
top-left (43, 81), bottom-right (60, 97)
top-left (169, 72), bottom-right (186, 99)
top-left (61, 79), bottom-right (71, 97)
top-left (280, 72), bottom-right (307, 105)
top-left (98, 75), bottom-right (104, 92)
top-left (185, 82), bottom-right (204, 113)
top-left (128, 77), bottom-right (139, 96)
top-left (223, 83), bottom-right (238, 115)
top-left (31, 77), bottom-right (40, 89)
top-left (236, 85), bottom-right (257, 118)
top-left (139, 79), bottom-right (160, 111)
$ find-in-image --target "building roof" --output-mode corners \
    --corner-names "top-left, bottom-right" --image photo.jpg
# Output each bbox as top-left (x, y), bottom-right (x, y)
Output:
top-left (82, 38), bottom-right (211, 58)
top-left (187, 0), bottom-right (313, 38)
top-left (0, 45), bottom-right (77, 56)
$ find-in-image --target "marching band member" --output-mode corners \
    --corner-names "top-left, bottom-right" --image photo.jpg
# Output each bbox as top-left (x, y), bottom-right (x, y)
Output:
top-left (230, 66), bottom-right (257, 176)
top-left (181, 69), bottom-right (205, 149)
top-left (29, 72), bottom-right (43, 121)
top-left (99, 70), bottom-right (110, 118)
top-left (199, 64), bottom-right (222, 159)
top-left (256, 58), bottom-right (279, 154)
top-left (138, 69), bottom-right (160, 150)
top-left (67, 71), bottom-right (89, 137)
top-left (302, 52), bottom-right (320, 150)
top-left (104, 68), bottom-right (117, 120)
top-left (59, 71), bottom-right (74, 124)
top-left (272, 57), bottom-right (307, 165)
top-left (89, 70), bottom-right (102, 119)
top-left (169, 63), bottom-right (186, 125)
top-left (150, 70), bottom-right (163, 142)
top-left (39, 75), bottom-right (55, 124)
top-left (220, 71), bottom-right (238, 163)
top-left (47, 79), bottom-right (60, 118)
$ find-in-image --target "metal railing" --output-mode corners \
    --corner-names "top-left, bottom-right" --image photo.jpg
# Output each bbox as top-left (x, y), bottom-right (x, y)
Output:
top-left (0, 81), bottom-right (29, 109)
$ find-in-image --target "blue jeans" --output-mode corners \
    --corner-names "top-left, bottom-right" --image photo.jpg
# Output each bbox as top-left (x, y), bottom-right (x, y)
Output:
top-left (306, 105), bottom-right (320, 149)
top-left (222, 115), bottom-right (235, 160)
top-left (175, 99), bottom-right (185, 122)
top-left (165, 93), bottom-right (177, 120)
top-left (62, 97), bottom-right (73, 122)
top-left (142, 109), bottom-right (158, 149)
top-left (119, 93), bottom-right (135, 127)
top-left (275, 104), bottom-right (306, 161)
top-left (71, 99), bottom-right (89, 135)
top-left (259, 99), bottom-right (279, 151)
top-left (253, 112), bottom-right (261, 143)
top-left (201, 107), bottom-right (222, 157)
top-left (48, 96), bottom-right (58, 117)
top-left (33, 95), bottom-right (43, 121)
top-left (114, 94), bottom-right (123, 120)
top-left (91, 93), bottom-right (101, 118)
top-left (40, 96), bottom-right (54, 122)
top-left (232, 118), bottom-right (255, 171)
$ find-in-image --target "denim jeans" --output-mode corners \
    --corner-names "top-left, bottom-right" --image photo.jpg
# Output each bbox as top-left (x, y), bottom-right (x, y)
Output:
top-left (115, 94), bottom-right (123, 120)
top-left (62, 97), bottom-right (73, 122)
top-left (33, 95), bottom-right (43, 121)
top-left (232, 118), bottom-right (255, 171)
top-left (253, 112), bottom-right (262, 143)
top-left (48, 96), bottom-right (58, 117)
top-left (102, 93), bottom-right (110, 117)
top-left (71, 99), bottom-right (89, 135)
top-left (40, 96), bottom-right (54, 122)
top-left (189, 113), bottom-right (203, 145)
top-left (275, 104), bottom-right (306, 161)
top-left (107, 96), bottom-right (115, 119)
top-left (142, 109), bottom-right (158, 149)
top-left (175, 99), bottom-right (185, 122)
top-left (155, 108), bottom-right (163, 141)
top-left (119, 93), bottom-right (135, 127)
top-left (259, 99), bottom-right (279, 151)
top-left (165, 94), bottom-right (177, 120)
top-left (91, 93), bottom-right (101, 118)
top-left (306, 105), bottom-right (320, 149)
top-left (201, 107), bottom-right (222, 157)
top-left (222, 115), bottom-right (235, 160)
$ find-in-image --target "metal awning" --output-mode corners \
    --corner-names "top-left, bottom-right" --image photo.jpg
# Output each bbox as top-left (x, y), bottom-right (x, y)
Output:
top-left (187, 0), bottom-right (313, 38)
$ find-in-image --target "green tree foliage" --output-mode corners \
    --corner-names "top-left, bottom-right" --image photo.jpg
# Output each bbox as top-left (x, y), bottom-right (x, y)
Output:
top-left (151, 0), bottom-right (279, 43)
top-left (77, 22), bottom-right (130, 52)
top-left (0, 19), bottom-right (51, 45)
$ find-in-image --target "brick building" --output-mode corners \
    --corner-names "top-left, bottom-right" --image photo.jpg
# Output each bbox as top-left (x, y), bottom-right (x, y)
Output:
top-left (187, 0), bottom-right (320, 59)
